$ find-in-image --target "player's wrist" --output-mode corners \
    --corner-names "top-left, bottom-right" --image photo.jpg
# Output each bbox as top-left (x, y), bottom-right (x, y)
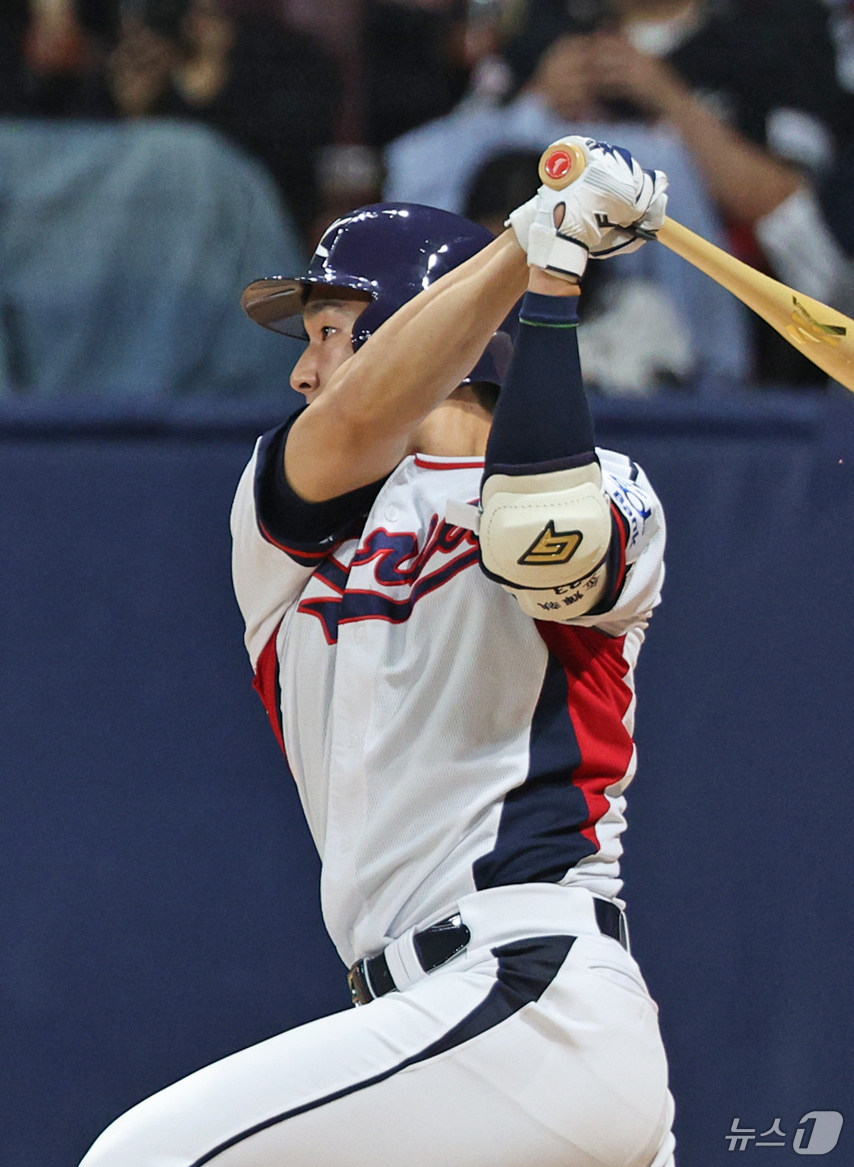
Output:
top-left (527, 267), bottom-right (581, 295)
top-left (527, 221), bottom-right (589, 280)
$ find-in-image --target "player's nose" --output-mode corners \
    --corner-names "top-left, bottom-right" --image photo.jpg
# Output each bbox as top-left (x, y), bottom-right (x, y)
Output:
top-left (290, 349), bottom-right (319, 398)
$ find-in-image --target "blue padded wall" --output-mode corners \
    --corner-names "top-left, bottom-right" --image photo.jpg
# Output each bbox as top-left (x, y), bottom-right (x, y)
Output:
top-left (0, 394), bottom-right (851, 1166)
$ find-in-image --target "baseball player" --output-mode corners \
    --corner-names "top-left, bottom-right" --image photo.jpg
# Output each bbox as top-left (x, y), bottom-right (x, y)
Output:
top-left (79, 137), bottom-right (675, 1167)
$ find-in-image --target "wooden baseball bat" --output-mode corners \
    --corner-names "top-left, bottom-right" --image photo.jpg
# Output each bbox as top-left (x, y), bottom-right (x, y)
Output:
top-left (537, 140), bottom-right (854, 390)
top-left (656, 217), bottom-right (854, 392)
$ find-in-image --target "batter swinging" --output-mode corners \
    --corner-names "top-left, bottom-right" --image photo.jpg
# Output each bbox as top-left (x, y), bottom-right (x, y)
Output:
top-left (79, 137), bottom-right (676, 1167)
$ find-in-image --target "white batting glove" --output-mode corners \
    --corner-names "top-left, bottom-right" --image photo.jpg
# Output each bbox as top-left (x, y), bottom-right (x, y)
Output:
top-left (508, 136), bottom-right (669, 280)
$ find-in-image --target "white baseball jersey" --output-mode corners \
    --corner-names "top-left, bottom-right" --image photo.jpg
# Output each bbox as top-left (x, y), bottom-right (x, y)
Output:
top-left (78, 433), bottom-right (675, 1167)
top-left (231, 433), bottom-right (665, 969)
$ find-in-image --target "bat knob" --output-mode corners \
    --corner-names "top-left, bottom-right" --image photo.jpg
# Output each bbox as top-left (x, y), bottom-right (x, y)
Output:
top-left (538, 141), bottom-right (588, 190)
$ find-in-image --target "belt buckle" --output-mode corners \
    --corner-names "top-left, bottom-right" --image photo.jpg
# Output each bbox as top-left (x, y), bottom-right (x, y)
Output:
top-left (347, 959), bottom-right (373, 1007)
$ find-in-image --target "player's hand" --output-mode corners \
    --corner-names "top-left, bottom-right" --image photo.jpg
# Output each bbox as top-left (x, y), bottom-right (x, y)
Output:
top-left (508, 136), bottom-right (669, 280)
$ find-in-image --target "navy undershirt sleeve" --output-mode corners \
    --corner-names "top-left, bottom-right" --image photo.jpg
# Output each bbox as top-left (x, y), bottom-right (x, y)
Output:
top-left (255, 407), bottom-right (388, 550)
top-left (481, 290), bottom-right (628, 612)
top-left (484, 291), bottom-right (596, 477)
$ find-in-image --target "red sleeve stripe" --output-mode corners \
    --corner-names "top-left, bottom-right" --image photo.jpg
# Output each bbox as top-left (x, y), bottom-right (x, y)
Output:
top-left (258, 519), bottom-right (329, 564)
top-left (537, 623), bottom-right (635, 849)
top-left (609, 502), bottom-right (630, 597)
top-left (414, 455), bottom-right (486, 470)
top-left (252, 621), bottom-right (286, 756)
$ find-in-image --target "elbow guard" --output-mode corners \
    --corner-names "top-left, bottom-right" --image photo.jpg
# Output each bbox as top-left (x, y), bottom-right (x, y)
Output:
top-left (480, 461), bottom-right (612, 591)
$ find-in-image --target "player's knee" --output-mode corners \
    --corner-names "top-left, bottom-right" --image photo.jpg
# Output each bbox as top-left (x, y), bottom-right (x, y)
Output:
top-left (479, 462), bottom-right (612, 591)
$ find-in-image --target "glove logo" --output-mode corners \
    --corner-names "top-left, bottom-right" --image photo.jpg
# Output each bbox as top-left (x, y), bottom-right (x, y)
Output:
top-left (517, 522), bottom-right (582, 566)
top-left (589, 141), bottom-right (635, 171)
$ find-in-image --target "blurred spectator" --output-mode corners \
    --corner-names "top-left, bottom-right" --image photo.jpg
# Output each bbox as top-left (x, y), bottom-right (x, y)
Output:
top-left (502, 0), bottom-right (851, 176)
top-left (0, 1), bottom-right (30, 114)
top-left (0, 120), bottom-right (305, 400)
top-left (0, 0), bottom-right (111, 116)
top-left (285, 0), bottom-right (478, 244)
top-left (386, 95), bottom-right (751, 392)
top-left (0, 1), bottom-right (340, 238)
top-left (102, 0), bottom-right (341, 238)
top-left (819, 138), bottom-right (854, 257)
top-left (387, 0), bottom-right (854, 388)
top-left (462, 147), bottom-right (541, 234)
top-left (363, 0), bottom-right (471, 145)
top-left (310, 143), bottom-right (387, 249)
top-left (497, 0), bottom-right (854, 382)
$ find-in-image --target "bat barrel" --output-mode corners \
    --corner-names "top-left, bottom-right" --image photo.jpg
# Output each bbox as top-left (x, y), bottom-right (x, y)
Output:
top-left (656, 218), bottom-right (854, 392)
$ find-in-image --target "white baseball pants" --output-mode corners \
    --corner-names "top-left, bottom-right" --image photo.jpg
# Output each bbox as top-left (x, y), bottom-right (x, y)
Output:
top-left (79, 885), bottom-right (676, 1167)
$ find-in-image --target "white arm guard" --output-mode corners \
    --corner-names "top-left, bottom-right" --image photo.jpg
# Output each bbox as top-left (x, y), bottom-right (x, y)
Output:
top-left (480, 462), bottom-right (612, 610)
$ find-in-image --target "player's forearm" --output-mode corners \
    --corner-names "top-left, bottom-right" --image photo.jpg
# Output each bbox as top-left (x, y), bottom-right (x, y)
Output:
top-left (346, 233), bottom-right (526, 419)
top-left (330, 230), bottom-right (525, 416)
top-left (357, 228), bottom-right (525, 352)
top-left (289, 231), bottom-right (528, 500)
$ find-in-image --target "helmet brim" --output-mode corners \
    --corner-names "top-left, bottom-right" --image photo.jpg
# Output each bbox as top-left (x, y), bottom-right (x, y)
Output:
top-left (241, 273), bottom-right (378, 340)
top-left (241, 273), bottom-right (515, 388)
top-left (241, 278), bottom-right (305, 337)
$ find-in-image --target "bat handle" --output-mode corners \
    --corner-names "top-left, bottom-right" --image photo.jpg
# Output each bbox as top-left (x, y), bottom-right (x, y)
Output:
top-left (537, 141), bottom-right (588, 191)
top-left (655, 216), bottom-right (739, 276)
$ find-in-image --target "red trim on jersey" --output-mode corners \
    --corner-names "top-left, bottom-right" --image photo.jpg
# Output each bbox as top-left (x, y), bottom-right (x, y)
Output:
top-left (536, 622), bottom-right (634, 849)
top-left (258, 519), bottom-right (328, 562)
top-left (252, 621), bottom-right (287, 756)
top-left (608, 501), bottom-right (630, 600)
top-left (414, 455), bottom-right (485, 470)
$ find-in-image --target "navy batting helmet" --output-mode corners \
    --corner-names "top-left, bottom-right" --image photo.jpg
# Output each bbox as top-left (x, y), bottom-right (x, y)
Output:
top-left (241, 203), bottom-right (514, 387)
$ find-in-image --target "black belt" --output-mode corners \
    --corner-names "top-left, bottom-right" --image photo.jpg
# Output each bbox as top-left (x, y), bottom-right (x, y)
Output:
top-left (347, 898), bottom-right (627, 1007)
